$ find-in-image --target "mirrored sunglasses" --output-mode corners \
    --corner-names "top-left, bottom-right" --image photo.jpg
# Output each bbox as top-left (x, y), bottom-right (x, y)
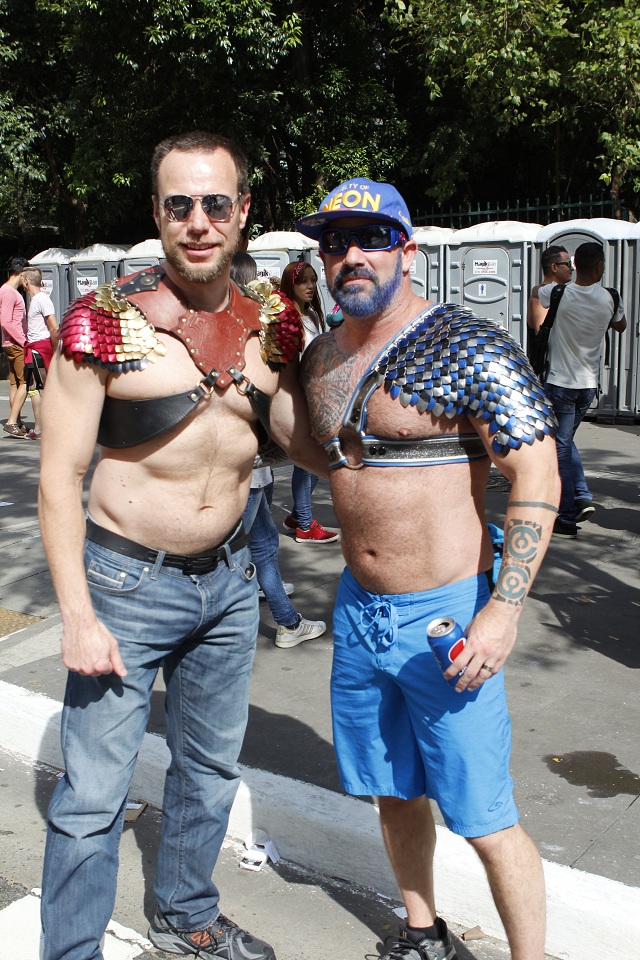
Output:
top-left (319, 224), bottom-right (407, 255)
top-left (162, 193), bottom-right (242, 223)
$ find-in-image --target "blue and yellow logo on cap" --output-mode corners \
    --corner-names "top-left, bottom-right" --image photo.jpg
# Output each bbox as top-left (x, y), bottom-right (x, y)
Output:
top-left (321, 185), bottom-right (382, 215)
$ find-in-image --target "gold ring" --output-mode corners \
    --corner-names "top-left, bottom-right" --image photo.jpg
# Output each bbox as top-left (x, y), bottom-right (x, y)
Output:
top-left (481, 664), bottom-right (494, 674)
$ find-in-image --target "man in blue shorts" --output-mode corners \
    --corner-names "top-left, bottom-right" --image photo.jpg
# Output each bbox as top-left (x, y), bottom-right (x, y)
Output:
top-left (296, 179), bottom-right (560, 960)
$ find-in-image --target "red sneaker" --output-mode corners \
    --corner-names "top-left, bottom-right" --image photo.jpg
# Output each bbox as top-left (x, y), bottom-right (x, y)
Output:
top-left (295, 519), bottom-right (339, 544)
top-left (282, 515), bottom-right (298, 533)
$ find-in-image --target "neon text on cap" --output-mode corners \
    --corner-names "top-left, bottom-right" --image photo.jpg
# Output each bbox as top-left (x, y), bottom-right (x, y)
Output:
top-left (322, 190), bottom-right (381, 213)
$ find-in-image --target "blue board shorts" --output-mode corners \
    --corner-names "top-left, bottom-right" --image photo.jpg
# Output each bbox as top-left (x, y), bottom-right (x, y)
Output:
top-left (331, 567), bottom-right (519, 837)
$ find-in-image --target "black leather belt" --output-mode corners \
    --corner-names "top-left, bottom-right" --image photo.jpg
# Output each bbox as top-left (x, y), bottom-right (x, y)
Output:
top-left (86, 518), bottom-right (249, 575)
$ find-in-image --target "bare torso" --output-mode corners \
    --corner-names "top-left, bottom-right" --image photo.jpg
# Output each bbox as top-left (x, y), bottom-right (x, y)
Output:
top-left (302, 321), bottom-right (494, 593)
top-left (89, 331), bottom-right (279, 553)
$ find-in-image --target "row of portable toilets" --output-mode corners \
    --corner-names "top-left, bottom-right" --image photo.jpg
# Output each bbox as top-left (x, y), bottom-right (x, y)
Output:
top-left (30, 218), bottom-right (640, 419)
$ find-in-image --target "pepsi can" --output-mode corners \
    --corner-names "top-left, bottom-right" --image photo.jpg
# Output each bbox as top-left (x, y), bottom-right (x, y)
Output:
top-left (426, 617), bottom-right (467, 684)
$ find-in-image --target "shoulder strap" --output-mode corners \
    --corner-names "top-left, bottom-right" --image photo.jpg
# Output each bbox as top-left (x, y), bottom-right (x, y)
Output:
top-left (541, 283), bottom-right (566, 331)
top-left (605, 287), bottom-right (620, 314)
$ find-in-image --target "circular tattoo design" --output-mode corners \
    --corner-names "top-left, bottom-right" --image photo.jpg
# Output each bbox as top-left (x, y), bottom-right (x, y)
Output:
top-left (498, 563), bottom-right (530, 602)
top-left (507, 522), bottom-right (540, 561)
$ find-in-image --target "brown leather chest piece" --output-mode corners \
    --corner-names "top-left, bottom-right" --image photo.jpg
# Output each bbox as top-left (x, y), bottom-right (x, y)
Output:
top-left (117, 266), bottom-right (261, 388)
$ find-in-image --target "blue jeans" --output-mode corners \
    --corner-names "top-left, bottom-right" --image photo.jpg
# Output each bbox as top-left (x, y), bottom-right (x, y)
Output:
top-left (290, 466), bottom-right (319, 530)
top-left (244, 481), bottom-right (297, 627)
top-left (41, 537), bottom-right (259, 960)
top-left (545, 384), bottom-right (595, 523)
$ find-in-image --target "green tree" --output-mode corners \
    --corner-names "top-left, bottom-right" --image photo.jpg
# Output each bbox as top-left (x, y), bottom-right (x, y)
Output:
top-left (384, 0), bottom-right (640, 215)
top-left (242, 0), bottom-right (409, 229)
top-left (0, 0), bottom-right (410, 244)
top-left (1, 0), bottom-right (303, 246)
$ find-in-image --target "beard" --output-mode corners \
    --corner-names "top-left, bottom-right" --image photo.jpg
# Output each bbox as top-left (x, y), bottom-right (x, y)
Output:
top-left (162, 229), bottom-right (240, 285)
top-left (329, 252), bottom-right (403, 318)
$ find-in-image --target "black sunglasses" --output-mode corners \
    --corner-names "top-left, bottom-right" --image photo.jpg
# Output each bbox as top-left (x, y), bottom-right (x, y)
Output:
top-left (162, 193), bottom-right (242, 223)
top-left (319, 224), bottom-right (407, 255)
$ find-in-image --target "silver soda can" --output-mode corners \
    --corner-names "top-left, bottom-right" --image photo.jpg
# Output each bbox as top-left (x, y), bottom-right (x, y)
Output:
top-left (426, 617), bottom-right (467, 684)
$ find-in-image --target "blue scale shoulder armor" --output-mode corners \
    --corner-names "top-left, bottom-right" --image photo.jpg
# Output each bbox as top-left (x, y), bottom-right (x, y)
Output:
top-left (372, 303), bottom-right (557, 456)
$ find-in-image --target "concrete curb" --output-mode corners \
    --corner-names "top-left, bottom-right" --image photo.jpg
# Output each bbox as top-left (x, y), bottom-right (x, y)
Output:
top-left (1, 680), bottom-right (638, 960)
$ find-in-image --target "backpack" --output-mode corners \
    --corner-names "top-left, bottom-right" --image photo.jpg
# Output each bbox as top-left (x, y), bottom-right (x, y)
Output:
top-left (527, 285), bottom-right (620, 382)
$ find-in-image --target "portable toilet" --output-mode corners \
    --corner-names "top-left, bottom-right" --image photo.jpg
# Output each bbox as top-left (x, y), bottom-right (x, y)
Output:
top-left (28, 248), bottom-right (78, 319)
top-left (535, 218), bottom-right (640, 419)
top-left (248, 232), bottom-right (316, 280)
top-left (120, 238), bottom-right (164, 276)
top-left (69, 243), bottom-right (129, 300)
top-left (445, 221), bottom-right (543, 348)
top-left (413, 226), bottom-right (457, 303)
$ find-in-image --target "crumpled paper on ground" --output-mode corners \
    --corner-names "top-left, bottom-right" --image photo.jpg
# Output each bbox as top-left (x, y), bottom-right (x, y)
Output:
top-left (239, 829), bottom-right (281, 872)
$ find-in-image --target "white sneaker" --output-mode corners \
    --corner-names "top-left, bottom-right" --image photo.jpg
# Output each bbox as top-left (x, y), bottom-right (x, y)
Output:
top-left (275, 617), bottom-right (326, 648)
top-left (259, 582), bottom-right (294, 600)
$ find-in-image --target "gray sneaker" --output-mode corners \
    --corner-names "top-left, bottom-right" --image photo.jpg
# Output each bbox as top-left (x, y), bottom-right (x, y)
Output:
top-left (574, 500), bottom-right (596, 523)
top-left (381, 920), bottom-right (457, 960)
top-left (148, 909), bottom-right (275, 959)
top-left (275, 617), bottom-right (326, 648)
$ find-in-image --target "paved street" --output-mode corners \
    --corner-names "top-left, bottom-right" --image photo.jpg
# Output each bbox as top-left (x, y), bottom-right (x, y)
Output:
top-left (1, 380), bottom-right (639, 959)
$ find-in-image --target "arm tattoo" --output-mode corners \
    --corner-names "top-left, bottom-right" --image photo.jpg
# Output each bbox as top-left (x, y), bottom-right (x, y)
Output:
top-left (493, 518), bottom-right (542, 607)
top-left (509, 501), bottom-right (558, 512)
top-left (300, 335), bottom-right (359, 441)
top-left (254, 440), bottom-right (289, 467)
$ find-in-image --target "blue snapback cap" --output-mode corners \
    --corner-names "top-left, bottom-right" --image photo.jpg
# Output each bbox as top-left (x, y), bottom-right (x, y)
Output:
top-left (296, 178), bottom-right (413, 239)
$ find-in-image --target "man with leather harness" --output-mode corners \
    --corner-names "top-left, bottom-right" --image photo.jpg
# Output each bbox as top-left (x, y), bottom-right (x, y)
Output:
top-left (296, 179), bottom-right (560, 960)
top-left (38, 131), bottom-right (327, 960)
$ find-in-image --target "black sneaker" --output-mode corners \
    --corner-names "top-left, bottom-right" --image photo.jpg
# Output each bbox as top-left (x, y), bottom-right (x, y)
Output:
top-left (381, 920), bottom-right (457, 960)
top-left (148, 909), bottom-right (276, 959)
top-left (574, 500), bottom-right (596, 523)
top-left (553, 518), bottom-right (579, 539)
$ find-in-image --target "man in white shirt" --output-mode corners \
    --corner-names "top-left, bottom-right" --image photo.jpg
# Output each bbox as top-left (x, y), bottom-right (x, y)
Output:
top-left (22, 267), bottom-right (58, 439)
top-left (526, 245), bottom-right (573, 336)
top-left (536, 241), bottom-right (626, 537)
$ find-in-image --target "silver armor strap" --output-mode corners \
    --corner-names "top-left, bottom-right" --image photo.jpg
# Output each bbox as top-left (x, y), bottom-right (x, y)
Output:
top-left (324, 432), bottom-right (487, 469)
top-left (361, 433), bottom-right (486, 466)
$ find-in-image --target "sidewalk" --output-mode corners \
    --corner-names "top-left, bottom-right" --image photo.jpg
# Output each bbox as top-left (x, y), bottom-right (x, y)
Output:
top-left (1, 381), bottom-right (639, 959)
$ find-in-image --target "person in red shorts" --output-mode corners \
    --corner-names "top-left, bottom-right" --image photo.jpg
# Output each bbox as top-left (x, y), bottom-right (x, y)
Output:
top-left (22, 266), bottom-right (59, 439)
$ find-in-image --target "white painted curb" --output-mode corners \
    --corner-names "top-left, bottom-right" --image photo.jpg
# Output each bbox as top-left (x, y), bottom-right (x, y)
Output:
top-left (1, 681), bottom-right (638, 960)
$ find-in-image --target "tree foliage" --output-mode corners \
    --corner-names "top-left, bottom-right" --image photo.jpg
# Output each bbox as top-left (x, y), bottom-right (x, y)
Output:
top-left (384, 0), bottom-right (640, 211)
top-left (1, 0), bottom-right (640, 252)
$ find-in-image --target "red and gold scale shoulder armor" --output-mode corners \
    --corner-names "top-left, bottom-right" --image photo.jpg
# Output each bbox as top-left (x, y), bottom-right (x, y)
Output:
top-left (57, 280), bottom-right (303, 374)
top-left (243, 279), bottom-right (303, 370)
top-left (57, 285), bottom-right (166, 372)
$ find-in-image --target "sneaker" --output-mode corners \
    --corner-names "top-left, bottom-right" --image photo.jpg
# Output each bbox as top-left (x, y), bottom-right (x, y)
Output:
top-left (148, 909), bottom-right (275, 959)
top-left (282, 515), bottom-right (298, 533)
top-left (575, 500), bottom-right (596, 523)
top-left (258, 582), bottom-right (294, 599)
top-left (275, 616), bottom-right (326, 648)
top-left (3, 423), bottom-right (26, 438)
top-left (25, 429), bottom-right (41, 440)
top-left (553, 518), bottom-right (578, 539)
top-left (382, 920), bottom-right (456, 960)
top-left (294, 519), bottom-right (339, 544)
